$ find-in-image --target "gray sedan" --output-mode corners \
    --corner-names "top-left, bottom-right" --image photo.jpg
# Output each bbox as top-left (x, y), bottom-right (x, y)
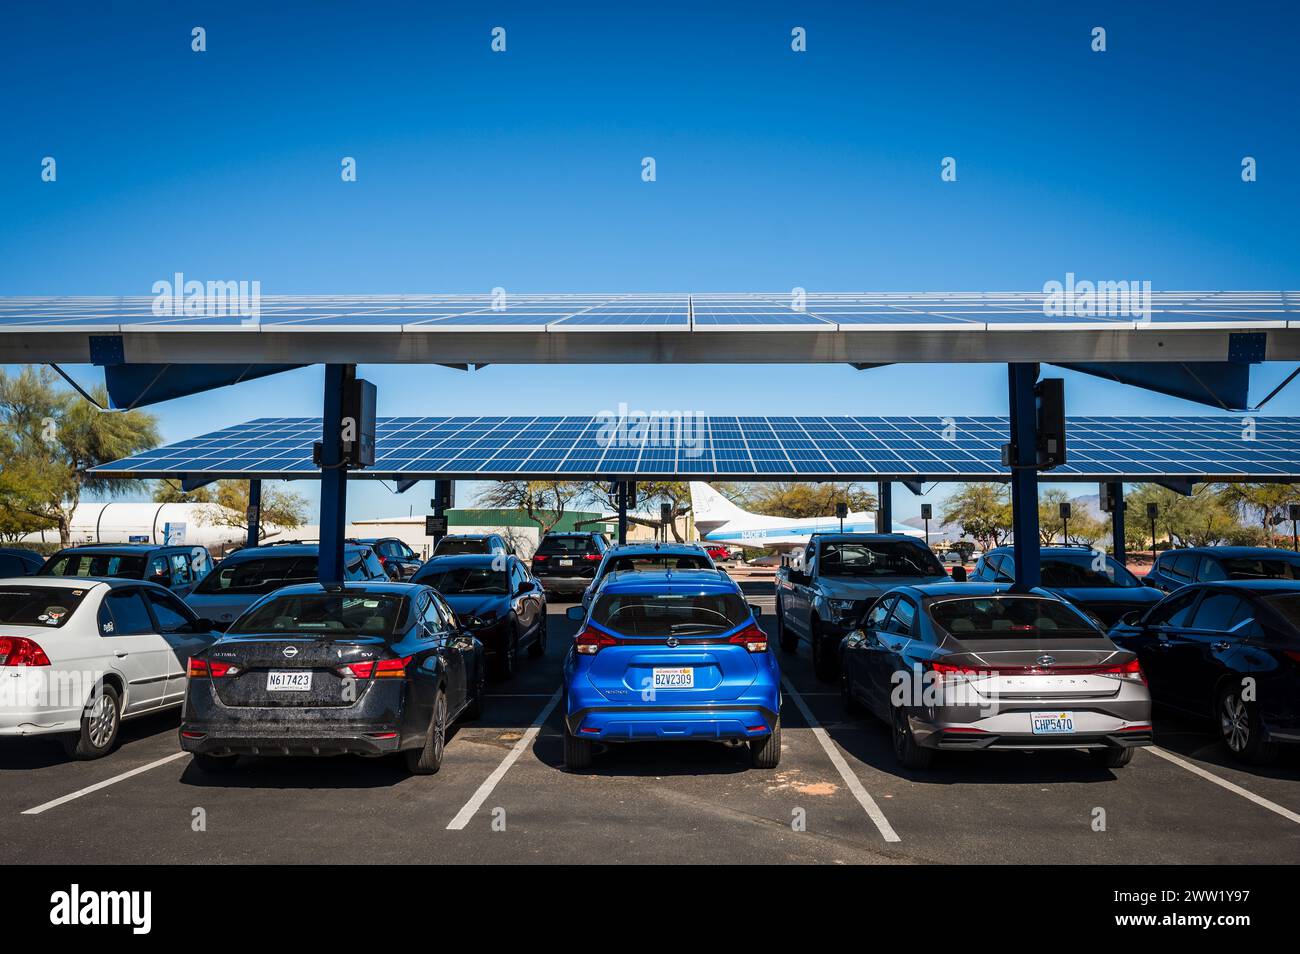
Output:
top-left (840, 583), bottom-right (1152, 769)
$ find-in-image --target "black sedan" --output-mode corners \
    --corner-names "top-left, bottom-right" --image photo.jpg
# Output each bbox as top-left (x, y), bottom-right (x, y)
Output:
top-left (412, 553), bottom-right (547, 679)
top-left (1109, 579), bottom-right (1300, 763)
top-left (180, 582), bottom-right (484, 775)
top-left (972, 546), bottom-right (1163, 627)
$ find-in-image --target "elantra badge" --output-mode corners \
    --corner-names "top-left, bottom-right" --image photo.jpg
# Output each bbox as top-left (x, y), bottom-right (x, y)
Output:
top-left (1036, 654), bottom-right (1056, 666)
top-left (282, 645), bottom-right (299, 658)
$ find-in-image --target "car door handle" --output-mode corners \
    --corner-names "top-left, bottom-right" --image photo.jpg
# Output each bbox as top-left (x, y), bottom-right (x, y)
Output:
top-left (889, 643), bottom-right (903, 652)
top-left (1211, 641), bottom-right (1231, 652)
top-left (114, 651), bottom-right (129, 658)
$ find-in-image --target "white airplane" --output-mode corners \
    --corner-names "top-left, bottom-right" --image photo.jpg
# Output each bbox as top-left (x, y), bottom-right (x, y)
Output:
top-left (689, 482), bottom-right (924, 551)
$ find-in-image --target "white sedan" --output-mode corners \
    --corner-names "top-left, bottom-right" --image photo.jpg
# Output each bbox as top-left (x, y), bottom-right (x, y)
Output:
top-left (0, 578), bottom-right (217, 759)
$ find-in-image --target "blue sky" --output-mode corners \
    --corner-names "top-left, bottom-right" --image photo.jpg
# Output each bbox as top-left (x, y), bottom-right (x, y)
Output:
top-left (3, 1), bottom-right (1298, 521)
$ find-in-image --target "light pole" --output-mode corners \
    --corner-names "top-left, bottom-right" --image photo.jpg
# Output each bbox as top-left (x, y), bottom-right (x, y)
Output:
top-left (1059, 501), bottom-right (1071, 545)
top-left (1147, 502), bottom-right (1159, 564)
top-left (921, 503), bottom-right (932, 548)
top-left (1291, 504), bottom-right (1300, 552)
top-left (836, 501), bottom-right (847, 533)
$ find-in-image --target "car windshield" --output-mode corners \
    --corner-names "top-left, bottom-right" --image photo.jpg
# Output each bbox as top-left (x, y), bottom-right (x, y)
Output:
top-left (818, 541), bottom-right (944, 578)
top-left (591, 591), bottom-right (750, 636)
top-left (193, 555), bottom-right (318, 595)
top-left (416, 566), bottom-right (508, 595)
top-left (1222, 556), bottom-right (1300, 580)
top-left (930, 596), bottom-right (1100, 639)
top-left (228, 593), bottom-right (406, 636)
top-left (40, 553), bottom-right (146, 579)
top-left (435, 539), bottom-right (490, 555)
top-left (0, 585), bottom-right (90, 628)
top-left (1040, 553), bottom-right (1141, 588)
top-left (603, 554), bottom-right (712, 575)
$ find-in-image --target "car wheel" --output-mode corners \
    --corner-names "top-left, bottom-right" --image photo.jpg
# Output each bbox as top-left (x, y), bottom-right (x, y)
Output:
top-left (492, 635), bottom-right (519, 681)
top-left (192, 752), bottom-right (240, 773)
top-left (1218, 681), bottom-right (1278, 764)
top-left (405, 687), bottom-right (448, 775)
top-left (775, 602), bottom-right (797, 653)
top-left (891, 705), bottom-right (933, 769)
top-left (563, 723), bottom-right (593, 771)
top-left (462, 658), bottom-right (486, 721)
top-left (749, 716), bottom-right (782, 768)
top-left (840, 664), bottom-right (863, 715)
top-left (528, 614), bottom-right (547, 658)
top-left (1090, 746), bottom-right (1134, 768)
top-left (62, 683), bottom-right (121, 760)
top-left (811, 622), bottom-right (839, 683)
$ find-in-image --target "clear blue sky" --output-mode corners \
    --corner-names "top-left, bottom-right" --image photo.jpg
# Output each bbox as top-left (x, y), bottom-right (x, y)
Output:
top-left (2, 1), bottom-right (1298, 521)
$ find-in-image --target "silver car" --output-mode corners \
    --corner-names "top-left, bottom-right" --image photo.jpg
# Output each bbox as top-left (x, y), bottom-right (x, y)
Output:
top-left (840, 583), bottom-right (1152, 769)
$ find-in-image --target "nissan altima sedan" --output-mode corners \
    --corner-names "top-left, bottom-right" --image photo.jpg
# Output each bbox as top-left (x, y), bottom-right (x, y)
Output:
top-left (839, 583), bottom-right (1152, 769)
top-left (180, 582), bottom-right (484, 775)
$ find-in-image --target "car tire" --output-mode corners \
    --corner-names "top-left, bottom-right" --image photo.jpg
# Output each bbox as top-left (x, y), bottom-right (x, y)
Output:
top-left (891, 706), bottom-right (933, 770)
top-left (462, 658), bottom-right (486, 721)
top-left (811, 622), bottom-right (839, 683)
top-left (840, 664), bottom-right (863, 715)
top-left (563, 723), bottom-right (593, 771)
top-left (62, 683), bottom-right (121, 760)
top-left (405, 687), bottom-right (448, 775)
top-left (528, 614), bottom-right (548, 658)
top-left (492, 635), bottom-right (519, 681)
top-left (749, 716), bottom-right (782, 769)
top-left (1218, 681), bottom-right (1278, 764)
top-left (1090, 746), bottom-right (1134, 768)
top-left (775, 602), bottom-right (797, 653)
top-left (192, 752), bottom-right (240, 773)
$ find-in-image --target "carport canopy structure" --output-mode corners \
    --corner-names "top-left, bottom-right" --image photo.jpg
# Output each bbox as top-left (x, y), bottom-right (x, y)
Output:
top-left (9, 290), bottom-right (1300, 586)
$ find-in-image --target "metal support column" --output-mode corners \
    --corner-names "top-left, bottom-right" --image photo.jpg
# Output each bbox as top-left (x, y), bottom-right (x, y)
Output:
top-left (616, 481), bottom-right (629, 545)
top-left (876, 481), bottom-right (893, 533)
top-left (1108, 481), bottom-right (1126, 564)
top-left (432, 479), bottom-right (452, 546)
top-left (246, 479), bottom-right (262, 550)
top-left (1007, 363), bottom-right (1042, 590)
top-left (318, 364), bottom-right (351, 583)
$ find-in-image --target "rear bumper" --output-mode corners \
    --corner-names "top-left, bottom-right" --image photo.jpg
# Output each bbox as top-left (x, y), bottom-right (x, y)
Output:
top-left (910, 704), bottom-right (1153, 751)
top-left (535, 575), bottom-right (593, 594)
top-left (566, 704), bottom-right (779, 742)
top-left (179, 725), bottom-right (403, 756)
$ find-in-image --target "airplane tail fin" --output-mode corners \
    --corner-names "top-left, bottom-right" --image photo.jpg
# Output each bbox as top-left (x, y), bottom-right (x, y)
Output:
top-left (688, 482), bottom-right (749, 528)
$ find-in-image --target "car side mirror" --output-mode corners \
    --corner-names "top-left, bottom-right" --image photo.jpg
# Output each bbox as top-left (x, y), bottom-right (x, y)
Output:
top-left (566, 606), bottom-right (585, 622)
top-left (1118, 611), bottom-right (1142, 627)
top-left (846, 628), bottom-right (866, 647)
top-left (514, 582), bottom-right (530, 597)
top-left (950, 565), bottom-right (968, 583)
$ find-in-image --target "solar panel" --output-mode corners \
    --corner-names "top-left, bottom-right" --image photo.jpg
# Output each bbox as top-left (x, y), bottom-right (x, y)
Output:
top-left (88, 415), bottom-right (1300, 483)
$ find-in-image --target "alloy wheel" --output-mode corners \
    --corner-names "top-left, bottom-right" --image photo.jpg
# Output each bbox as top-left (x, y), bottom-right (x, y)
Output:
top-left (88, 693), bottom-right (117, 749)
top-left (1220, 693), bottom-right (1250, 753)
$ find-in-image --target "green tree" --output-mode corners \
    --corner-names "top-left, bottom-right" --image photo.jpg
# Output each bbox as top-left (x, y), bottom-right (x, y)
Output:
top-left (0, 368), bottom-right (158, 545)
top-left (478, 480), bottom-right (588, 537)
top-left (1038, 489), bottom-right (1106, 546)
top-left (580, 480), bottom-right (694, 541)
top-left (942, 483), bottom-right (1012, 551)
top-left (1124, 484), bottom-right (1243, 549)
top-left (1217, 483), bottom-right (1300, 548)
top-left (153, 479), bottom-right (307, 542)
top-left (735, 482), bottom-right (877, 519)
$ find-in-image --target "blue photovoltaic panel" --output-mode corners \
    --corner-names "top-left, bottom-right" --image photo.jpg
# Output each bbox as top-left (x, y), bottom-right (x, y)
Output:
top-left (89, 415), bottom-right (1300, 483)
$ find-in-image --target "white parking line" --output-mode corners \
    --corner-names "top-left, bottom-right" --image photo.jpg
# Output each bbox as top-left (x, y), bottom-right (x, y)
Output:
top-left (21, 752), bottom-right (189, 816)
top-left (1144, 746), bottom-right (1300, 826)
top-left (780, 675), bottom-right (900, 843)
top-left (446, 689), bottom-right (562, 830)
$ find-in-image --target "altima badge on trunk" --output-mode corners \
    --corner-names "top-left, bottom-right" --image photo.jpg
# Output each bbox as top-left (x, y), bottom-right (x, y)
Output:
top-left (1036, 654), bottom-right (1056, 666)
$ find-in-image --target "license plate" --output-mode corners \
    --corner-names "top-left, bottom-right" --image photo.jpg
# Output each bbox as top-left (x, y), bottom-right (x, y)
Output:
top-left (267, 671), bottom-right (312, 692)
top-left (559, 558), bottom-right (574, 567)
top-left (652, 667), bottom-right (694, 689)
top-left (1031, 711), bottom-right (1075, 734)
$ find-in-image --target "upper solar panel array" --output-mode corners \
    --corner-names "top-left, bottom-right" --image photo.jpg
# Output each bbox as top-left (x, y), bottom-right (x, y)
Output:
top-left (2, 292), bottom-right (1298, 333)
top-left (89, 414), bottom-right (1300, 483)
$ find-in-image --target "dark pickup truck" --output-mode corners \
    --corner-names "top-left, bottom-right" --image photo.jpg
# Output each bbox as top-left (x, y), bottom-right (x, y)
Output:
top-left (774, 533), bottom-right (962, 681)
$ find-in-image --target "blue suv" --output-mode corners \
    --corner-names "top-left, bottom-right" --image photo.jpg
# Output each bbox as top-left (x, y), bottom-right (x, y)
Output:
top-left (562, 569), bottom-right (781, 770)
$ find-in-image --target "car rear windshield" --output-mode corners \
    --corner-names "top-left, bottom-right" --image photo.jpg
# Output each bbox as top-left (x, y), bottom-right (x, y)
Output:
top-left (39, 553), bottom-right (146, 579)
top-left (591, 591), bottom-right (750, 636)
top-left (0, 586), bottom-right (90, 628)
top-left (193, 556), bottom-right (318, 595)
top-left (603, 554), bottom-right (712, 574)
top-left (1263, 592), bottom-right (1300, 629)
top-left (930, 597), bottom-right (1100, 639)
top-left (1222, 557), bottom-right (1300, 580)
top-left (434, 538), bottom-right (491, 555)
top-left (228, 593), bottom-right (406, 636)
top-left (538, 535), bottom-right (598, 555)
top-left (1040, 553), bottom-right (1141, 588)
top-left (818, 541), bottom-right (943, 578)
top-left (416, 566), bottom-right (508, 595)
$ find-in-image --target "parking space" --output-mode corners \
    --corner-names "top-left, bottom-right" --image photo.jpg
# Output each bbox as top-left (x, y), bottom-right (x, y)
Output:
top-left (1, 583), bottom-right (1297, 865)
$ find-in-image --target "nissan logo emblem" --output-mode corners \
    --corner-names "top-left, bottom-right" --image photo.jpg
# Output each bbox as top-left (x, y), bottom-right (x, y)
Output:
top-left (1036, 654), bottom-right (1056, 667)
top-left (666, 637), bottom-right (680, 648)
top-left (282, 645), bottom-right (299, 658)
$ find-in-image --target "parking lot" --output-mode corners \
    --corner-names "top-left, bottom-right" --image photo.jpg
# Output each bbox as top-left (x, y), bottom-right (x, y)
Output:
top-left (1, 577), bottom-right (1297, 866)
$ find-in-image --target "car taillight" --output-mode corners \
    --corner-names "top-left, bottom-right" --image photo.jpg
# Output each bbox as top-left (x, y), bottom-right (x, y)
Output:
top-left (533, 554), bottom-right (548, 562)
top-left (728, 624), bottom-right (768, 653)
top-left (338, 656), bottom-right (411, 679)
top-left (929, 661), bottom-right (979, 683)
top-left (575, 627), bottom-right (618, 655)
top-left (582, 553), bottom-right (601, 561)
top-left (0, 636), bottom-right (51, 667)
top-left (187, 658), bottom-right (238, 678)
top-left (1100, 657), bottom-right (1147, 685)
